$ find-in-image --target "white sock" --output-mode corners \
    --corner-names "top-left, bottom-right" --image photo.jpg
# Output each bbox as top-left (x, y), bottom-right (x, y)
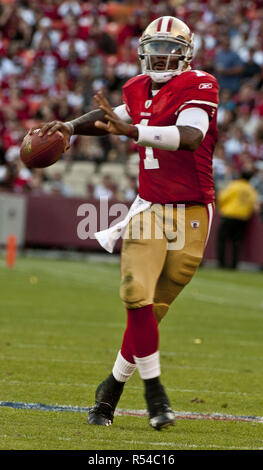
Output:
top-left (112, 350), bottom-right (137, 383)
top-left (134, 351), bottom-right (161, 380)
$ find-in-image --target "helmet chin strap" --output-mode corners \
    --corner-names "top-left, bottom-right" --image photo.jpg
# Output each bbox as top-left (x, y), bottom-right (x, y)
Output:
top-left (146, 60), bottom-right (190, 83)
top-left (148, 71), bottom-right (175, 83)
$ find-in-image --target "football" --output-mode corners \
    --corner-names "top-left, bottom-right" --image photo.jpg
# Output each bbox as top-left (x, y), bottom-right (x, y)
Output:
top-left (20, 129), bottom-right (65, 169)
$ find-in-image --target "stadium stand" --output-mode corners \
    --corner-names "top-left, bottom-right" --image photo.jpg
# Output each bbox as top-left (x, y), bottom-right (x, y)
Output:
top-left (0, 0), bottom-right (263, 211)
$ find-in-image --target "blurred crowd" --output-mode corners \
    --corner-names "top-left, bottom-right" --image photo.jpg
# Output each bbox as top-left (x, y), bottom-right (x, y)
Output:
top-left (0, 0), bottom-right (263, 208)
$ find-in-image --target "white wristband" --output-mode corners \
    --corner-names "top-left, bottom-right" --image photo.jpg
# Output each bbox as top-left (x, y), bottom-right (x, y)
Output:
top-left (64, 121), bottom-right (74, 135)
top-left (135, 124), bottom-right (180, 151)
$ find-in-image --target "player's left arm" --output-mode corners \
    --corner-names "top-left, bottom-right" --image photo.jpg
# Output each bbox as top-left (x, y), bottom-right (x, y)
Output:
top-left (175, 106), bottom-right (210, 151)
top-left (176, 126), bottom-right (203, 151)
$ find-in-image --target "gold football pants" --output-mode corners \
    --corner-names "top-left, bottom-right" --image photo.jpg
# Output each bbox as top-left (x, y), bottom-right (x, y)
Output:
top-left (120, 204), bottom-right (212, 323)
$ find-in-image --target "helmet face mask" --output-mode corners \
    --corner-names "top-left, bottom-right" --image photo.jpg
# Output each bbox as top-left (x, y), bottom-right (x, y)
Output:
top-left (138, 17), bottom-right (194, 83)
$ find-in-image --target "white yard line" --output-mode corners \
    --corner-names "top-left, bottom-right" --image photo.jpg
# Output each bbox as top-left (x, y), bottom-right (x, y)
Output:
top-left (185, 291), bottom-right (263, 313)
top-left (4, 343), bottom-right (263, 362)
top-left (0, 432), bottom-right (261, 450)
top-left (0, 378), bottom-right (260, 397)
top-left (0, 354), bottom-right (238, 373)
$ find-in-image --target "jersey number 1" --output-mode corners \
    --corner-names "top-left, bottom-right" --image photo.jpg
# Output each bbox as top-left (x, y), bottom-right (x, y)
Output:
top-left (140, 119), bottom-right (160, 169)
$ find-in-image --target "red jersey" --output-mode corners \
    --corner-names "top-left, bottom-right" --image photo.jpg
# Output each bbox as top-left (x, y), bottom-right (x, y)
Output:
top-left (122, 70), bottom-right (219, 204)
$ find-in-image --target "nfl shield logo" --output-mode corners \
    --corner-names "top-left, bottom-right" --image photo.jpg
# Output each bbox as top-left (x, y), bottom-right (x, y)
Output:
top-left (145, 100), bottom-right (152, 109)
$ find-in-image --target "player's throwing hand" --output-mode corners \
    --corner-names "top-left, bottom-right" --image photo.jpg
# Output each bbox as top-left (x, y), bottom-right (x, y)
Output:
top-left (28, 121), bottom-right (72, 151)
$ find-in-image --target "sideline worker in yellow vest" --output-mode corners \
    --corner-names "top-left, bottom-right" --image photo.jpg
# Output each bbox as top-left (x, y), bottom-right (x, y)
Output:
top-left (217, 169), bottom-right (259, 269)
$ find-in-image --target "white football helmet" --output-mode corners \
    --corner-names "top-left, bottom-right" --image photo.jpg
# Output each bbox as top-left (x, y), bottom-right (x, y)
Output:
top-left (138, 16), bottom-right (194, 83)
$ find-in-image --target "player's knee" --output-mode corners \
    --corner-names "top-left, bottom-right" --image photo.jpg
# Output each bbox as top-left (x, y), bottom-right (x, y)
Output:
top-left (120, 273), bottom-right (148, 309)
top-left (169, 254), bottom-right (202, 286)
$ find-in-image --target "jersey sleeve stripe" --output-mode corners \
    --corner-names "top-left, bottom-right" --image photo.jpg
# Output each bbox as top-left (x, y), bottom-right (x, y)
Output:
top-left (177, 100), bottom-right (218, 113)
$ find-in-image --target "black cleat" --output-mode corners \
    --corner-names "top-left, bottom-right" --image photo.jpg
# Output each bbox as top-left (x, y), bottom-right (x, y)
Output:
top-left (88, 374), bottom-right (124, 426)
top-left (148, 403), bottom-right (175, 430)
top-left (145, 382), bottom-right (175, 431)
top-left (88, 402), bottom-right (114, 426)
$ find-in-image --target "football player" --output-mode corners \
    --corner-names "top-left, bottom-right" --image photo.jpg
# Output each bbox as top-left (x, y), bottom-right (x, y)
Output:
top-left (30, 16), bottom-right (219, 430)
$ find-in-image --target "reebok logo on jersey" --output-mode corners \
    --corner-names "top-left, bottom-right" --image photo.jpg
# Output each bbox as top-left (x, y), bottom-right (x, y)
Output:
top-left (199, 83), bottom-right (213, 89)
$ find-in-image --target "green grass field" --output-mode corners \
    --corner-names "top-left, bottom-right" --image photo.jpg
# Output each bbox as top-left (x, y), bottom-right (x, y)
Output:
top-left (0, 256), bottom-right (263, 450)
